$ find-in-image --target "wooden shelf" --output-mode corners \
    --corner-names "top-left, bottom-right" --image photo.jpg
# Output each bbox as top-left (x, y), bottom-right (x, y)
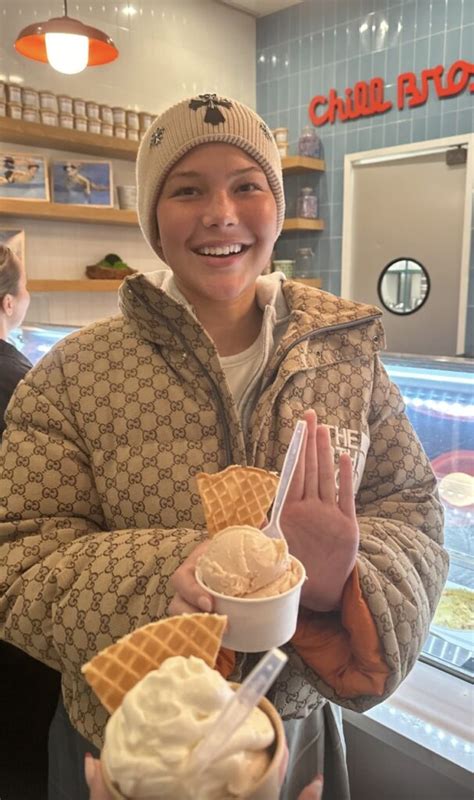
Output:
top-left (0, 119), bottom-right (326, 173)
top-left (0, 198), bottom-right (138, 226)
top-left (281, 155), bottom-right (325, 174)
top-left (0, 117), bottom-right (138, 161)
top-left (2, 199), bottom-right (322, 231)
top-left (28, 279), bottom-right (123, 292)
top-left (282, 218), bottom-right (325, 231)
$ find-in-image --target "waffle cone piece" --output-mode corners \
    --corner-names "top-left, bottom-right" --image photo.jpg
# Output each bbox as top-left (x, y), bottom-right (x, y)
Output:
top-left (81, 613), bottom-right (227, 714)
top-left (196, 465), bottom-right (279, 536)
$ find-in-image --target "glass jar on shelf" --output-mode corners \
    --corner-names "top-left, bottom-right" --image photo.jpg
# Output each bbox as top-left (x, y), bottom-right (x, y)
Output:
top-left (296, 187), bottom-right (318, 219)
top-left (297, 125), bottom-right (321, 158)
top-left (295, 248), bottom-right (315, 278)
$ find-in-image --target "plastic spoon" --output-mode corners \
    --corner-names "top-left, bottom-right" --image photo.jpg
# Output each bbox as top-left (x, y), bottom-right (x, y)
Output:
top-left (261, 419), bottom-right (307, 540)
top-left (188, 647), bottom-right (288, 775)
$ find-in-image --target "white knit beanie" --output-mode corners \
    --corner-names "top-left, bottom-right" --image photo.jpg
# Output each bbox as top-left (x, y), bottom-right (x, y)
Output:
top-left (136, 93), bottom-right (285, 257)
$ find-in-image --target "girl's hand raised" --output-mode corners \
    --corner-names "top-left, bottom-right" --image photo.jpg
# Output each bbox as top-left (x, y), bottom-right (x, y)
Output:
top-left (280, 409), bottom-right (359, 612)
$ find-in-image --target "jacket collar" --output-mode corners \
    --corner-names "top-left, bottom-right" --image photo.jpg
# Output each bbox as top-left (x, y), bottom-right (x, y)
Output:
top-left (119, 270), bottom-right (382, 351)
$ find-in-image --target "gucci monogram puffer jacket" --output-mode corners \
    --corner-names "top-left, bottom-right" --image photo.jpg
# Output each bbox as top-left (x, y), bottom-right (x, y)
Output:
top-left (0, 275), bottom-right (448, 748)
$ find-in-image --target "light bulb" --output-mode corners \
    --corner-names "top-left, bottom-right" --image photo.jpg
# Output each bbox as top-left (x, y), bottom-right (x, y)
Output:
top-left (45, 32), bottom-right (89, 74)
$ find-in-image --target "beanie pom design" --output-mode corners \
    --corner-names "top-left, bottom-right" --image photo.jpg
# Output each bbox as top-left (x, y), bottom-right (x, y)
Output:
top-left (188, 93), bottom-right (233, 125)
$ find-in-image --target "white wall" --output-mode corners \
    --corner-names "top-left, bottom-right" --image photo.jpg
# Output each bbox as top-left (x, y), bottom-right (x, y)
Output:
top-left (1, 0), bottom-right (256, 326)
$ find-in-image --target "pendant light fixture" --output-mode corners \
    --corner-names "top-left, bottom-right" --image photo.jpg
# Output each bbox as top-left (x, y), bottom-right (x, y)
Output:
top-left (14, 0), bottom-right (118, 75)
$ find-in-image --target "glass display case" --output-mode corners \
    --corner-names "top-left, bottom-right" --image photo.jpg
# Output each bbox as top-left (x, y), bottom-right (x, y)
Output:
top-left (382, 353), bottom-right (473, 682)
top-left (8, 322), bottom-right (79, 365)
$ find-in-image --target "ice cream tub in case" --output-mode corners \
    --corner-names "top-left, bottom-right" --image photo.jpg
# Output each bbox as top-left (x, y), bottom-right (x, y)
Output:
top-left (23, 106), bottom-right (39, 123)
top-left (100, 104), bottom-right (113, 125)
top-left (112, 106), bottom-right (126, 125)
top-left (139, 111), bottom-right (153, 130)
top-left (59, 113), bottom-right (74, 129)
top-left (114, 124), bottom-right (127, 139)
top-left (7, 83), bottom-right (22, 104)
top-left (74, 116), bottom-right (88, 132)
top-left (22, 87), bottom-right (40, 108)
top-left (86, 101), bottom-right (100, 120)
top-left (40, 109), bottom-right (58, 126)
top-left (87, 118), bottom-right (101, 135)
top-left (0, 101), bottom-right (6, 117)
top-left (39, 91), bottom-right (58, 112)
top-left (57, 94), bottom-right (73, 114)
top-left (7, 102), bottom-right (22, 120)
top-left (73, 98), bottom-right (86, 117)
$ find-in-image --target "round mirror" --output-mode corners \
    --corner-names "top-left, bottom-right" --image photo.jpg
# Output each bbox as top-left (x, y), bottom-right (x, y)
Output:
top-left (377, 258), bottom-right (430, 315)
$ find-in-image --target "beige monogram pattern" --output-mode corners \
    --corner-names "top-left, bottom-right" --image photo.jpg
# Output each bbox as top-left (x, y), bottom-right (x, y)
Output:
top-left (0, 276), bottom-right (448, 747)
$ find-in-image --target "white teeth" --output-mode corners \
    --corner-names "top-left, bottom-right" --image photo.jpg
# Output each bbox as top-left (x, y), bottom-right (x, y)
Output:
top-left (197, 244), bottom-right (243, 256)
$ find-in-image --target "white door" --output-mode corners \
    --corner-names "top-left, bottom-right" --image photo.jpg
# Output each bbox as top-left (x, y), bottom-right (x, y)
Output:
top-left (342, 138), bottom-right (472, 356)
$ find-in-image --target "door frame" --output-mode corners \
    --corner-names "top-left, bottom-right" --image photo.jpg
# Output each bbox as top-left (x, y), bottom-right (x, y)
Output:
top-left (341, 134), bottom-right (474, 354)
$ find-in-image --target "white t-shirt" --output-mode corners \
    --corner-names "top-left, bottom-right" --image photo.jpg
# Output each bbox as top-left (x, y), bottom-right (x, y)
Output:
top-left (160, 271), bottom-right (290, 425)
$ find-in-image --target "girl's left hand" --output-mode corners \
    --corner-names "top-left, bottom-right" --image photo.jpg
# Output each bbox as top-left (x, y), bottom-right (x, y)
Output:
top-left (280, 409), bottom-right (360, 612)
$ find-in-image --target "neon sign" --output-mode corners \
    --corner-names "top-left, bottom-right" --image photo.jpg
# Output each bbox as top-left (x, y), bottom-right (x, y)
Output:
top-left (308, 59), bottom-right (474, 127)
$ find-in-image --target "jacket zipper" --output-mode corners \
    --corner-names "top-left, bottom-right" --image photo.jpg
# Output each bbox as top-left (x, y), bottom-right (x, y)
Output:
top-left (126, 284), bottom-right (234, 464)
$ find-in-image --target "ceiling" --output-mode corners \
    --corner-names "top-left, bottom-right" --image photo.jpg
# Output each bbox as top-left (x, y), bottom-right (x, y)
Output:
top-left (217, 0), bottom-right (302, 17)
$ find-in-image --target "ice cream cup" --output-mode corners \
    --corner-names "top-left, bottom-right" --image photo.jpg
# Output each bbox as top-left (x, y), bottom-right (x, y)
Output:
top-left (196, 556), bottom-right (306, 652)
top-left (101, 691), bottom-right (285, 800)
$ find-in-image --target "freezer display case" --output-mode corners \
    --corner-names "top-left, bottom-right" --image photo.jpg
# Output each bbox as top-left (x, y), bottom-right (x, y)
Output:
top-left (382, 353), bottom-right (473, 681)
top-left (8, 322), bottom-right (79, 365)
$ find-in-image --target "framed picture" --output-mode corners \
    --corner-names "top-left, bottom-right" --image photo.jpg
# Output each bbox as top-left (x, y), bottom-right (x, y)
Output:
top-left (0, 228), bottom-right (25, 264)
top-left (51, 160), bottom-right (113, 207)
top-left (0, 152), bottom-right (49, 201)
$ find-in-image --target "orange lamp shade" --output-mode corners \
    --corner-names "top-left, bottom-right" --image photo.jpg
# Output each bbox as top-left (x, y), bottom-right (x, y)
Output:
top-left (15, 16), bottom-right (118, 67)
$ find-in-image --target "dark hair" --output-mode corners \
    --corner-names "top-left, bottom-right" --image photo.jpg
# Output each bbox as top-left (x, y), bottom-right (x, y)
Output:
top-left (0, 244), bottom-right (21, 300)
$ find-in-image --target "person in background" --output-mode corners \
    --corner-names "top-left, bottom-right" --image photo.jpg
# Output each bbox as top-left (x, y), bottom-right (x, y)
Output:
top-left (0, 96), bottom-right (447, 800)
top-left (0, 243), bottom-right (31, 437)
top-left (0, 243), bottom-right (60, 800)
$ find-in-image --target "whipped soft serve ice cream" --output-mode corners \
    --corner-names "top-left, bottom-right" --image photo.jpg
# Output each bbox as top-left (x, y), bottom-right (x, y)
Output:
top-left (102, 654), bottom-right (275, 800)
top-left (197, 525), bottom-right (300, 598)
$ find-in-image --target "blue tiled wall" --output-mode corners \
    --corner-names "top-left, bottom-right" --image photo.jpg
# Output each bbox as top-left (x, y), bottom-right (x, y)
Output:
top-left (256, 0), bottom-right (474, 355)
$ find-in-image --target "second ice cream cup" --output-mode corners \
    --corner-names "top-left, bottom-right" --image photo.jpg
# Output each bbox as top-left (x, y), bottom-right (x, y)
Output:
top-left (101, 691), bottom-right (286, 800)
top-left (196, 556), bottom-right (306, 652)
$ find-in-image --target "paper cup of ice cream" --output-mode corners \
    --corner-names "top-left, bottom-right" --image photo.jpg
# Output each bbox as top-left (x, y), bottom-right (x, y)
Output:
top-left (196, 525), bottom-right (306, 653)
top-left (99, 659), bottom-right (285, 800)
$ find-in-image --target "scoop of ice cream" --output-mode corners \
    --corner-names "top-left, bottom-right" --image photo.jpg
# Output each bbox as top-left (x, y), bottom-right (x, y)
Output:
top-left (197, 525), bottom-right (295, 598)
top-left (102, 655), bottom-right (274, 800)
top-left (244, 557), bottom-right (302, 598)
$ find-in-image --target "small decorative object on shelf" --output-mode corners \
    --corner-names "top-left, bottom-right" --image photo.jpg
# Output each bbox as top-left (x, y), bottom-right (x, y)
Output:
top-left (297, 125), bottom-right (321, 158)
top-left (86, 252), bottom-right (137, 280)
top-left (116, 185), bottom-right (137, 210)
top-left (295, 247), bottom-right (315, 278)
top-left (273, 127), bottom-right (288, 158)
top-left (272, 259), bottom-right (295, 278)
top-left (296, 187), bottom-right (318, 219)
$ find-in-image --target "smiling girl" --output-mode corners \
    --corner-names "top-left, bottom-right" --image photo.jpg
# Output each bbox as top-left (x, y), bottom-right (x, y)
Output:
top-left (0, 96), bottom-right (447, 800)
